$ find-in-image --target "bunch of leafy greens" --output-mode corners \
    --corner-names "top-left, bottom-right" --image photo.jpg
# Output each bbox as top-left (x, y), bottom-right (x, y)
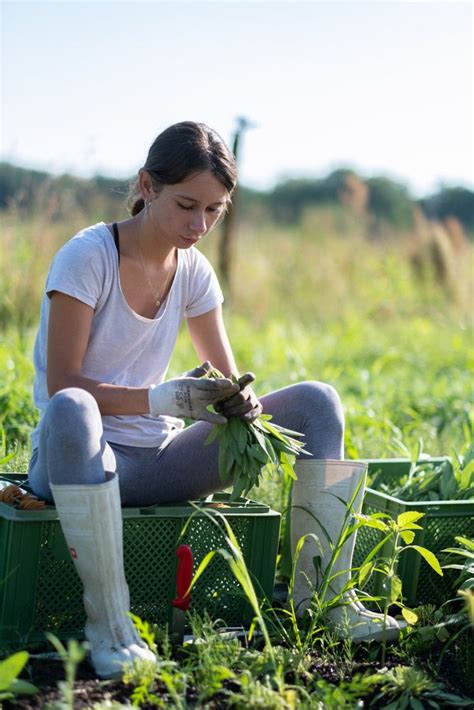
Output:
top-left (374, 445), bottom-right (474, 501)
top-left (204, 370), bottom-right (308, 500)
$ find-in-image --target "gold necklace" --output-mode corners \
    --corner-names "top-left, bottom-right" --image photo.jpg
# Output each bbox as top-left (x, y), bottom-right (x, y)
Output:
top-left (138, 236), bottom-right (175, 308)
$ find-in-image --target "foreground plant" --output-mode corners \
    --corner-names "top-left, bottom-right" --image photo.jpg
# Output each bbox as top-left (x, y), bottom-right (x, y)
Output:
top-left (356, 510), bottom-right (443, 662)
top-left (44, 633), bottom-right (88, 710)
top-left (0, 650), bottom-right (38, 702)
top-left (371, 665), bottom-right (472, 708)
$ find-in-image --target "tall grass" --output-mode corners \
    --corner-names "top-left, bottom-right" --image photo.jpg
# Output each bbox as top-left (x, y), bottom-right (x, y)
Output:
top-left (0, 203), bottom-right (472, 479)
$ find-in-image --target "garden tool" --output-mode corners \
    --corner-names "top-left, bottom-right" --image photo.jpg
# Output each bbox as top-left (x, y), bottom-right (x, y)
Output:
top-left (171, 544), bottom-right (194, 643)
top-left (291, 459), bottom-right (405, 642)
top-left (50, 472), bottom-right (156, 678)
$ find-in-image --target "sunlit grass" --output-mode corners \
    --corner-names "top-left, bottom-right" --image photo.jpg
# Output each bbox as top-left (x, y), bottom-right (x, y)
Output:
top-left (0, 206), bottom-right (472, 480)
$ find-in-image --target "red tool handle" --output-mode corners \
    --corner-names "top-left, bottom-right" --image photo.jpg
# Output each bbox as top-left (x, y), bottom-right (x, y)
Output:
top-left (171, 544), bottom-right (193, 611)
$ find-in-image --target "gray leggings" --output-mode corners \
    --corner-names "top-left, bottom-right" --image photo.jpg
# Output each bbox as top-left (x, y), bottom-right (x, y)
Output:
top-left (28, 382), bottom-right (344, 506)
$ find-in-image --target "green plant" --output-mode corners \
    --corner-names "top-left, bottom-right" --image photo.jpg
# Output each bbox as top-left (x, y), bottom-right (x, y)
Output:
top-left (371, 664), bottom-right (472, 708)
top-left (441, 535), bottom-right (474, 590)
top-left (122, 652), bottom-right (188, 709)
top-left (0, 425), bottom-right (16, 467)
top-left (433, 536), bottom-right (474, 688)
top-left (356, 511), bottom-right (444, 661)
top-left (375, 443), bottom-right (474, 501)
top-left (263, 479), bottom-right (392, 660)
top-left (227, 670), bottom-right (299, 709)
top-left (0, 650), bottom-right (38, 702)
top-left (182, 505), bottom-right (277, 667)
top-left (44, 633), bottom-right (88, 710)
top-left (205, 368), bottom-right (307, 500)
top-left (313, 673), bottom-right (379, 708)
top-left (122, 657), bottom-right (163, 708)
top-left (206, 413), bottom-right (307, 500)
top-left (123, 614), bottom-right (189, 708)
top-left (185, 613), bottom-right (238, 703)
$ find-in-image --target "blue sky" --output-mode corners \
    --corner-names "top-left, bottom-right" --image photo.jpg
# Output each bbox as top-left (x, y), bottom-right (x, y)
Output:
top-left (1, 1), bottom-right (472, 197)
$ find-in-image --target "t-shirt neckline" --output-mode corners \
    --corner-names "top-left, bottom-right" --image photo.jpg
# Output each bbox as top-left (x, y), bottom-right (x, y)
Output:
top-left (100, 222), bottom-right (181, 323)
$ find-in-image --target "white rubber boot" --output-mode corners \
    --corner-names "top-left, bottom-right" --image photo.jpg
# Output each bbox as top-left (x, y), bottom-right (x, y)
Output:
top-left (291, 459), bottom-right (405, 642)
top-left (50, 473), bottom-right (156, 678)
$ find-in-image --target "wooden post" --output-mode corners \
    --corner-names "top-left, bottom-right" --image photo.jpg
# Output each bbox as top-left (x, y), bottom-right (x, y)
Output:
top-left (219, 117), bottom-right (254, 297)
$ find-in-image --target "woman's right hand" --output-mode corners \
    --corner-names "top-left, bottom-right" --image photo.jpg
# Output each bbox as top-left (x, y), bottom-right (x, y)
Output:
top-left (148, 376), bottom-right (239, 424)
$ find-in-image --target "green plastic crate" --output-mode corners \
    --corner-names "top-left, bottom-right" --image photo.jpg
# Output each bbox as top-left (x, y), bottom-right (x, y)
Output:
top-left (0, 474), bottom-right (280, 649)
top-left (354, 459), bottom-right (474, 607)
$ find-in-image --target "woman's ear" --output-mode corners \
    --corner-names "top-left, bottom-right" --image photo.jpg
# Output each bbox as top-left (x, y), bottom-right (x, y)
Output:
top-left (138, 169), bottom-right (157, 200)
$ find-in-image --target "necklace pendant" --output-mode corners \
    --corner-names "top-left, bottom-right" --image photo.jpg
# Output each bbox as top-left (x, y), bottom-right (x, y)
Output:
top-left (155, 297), bottom-right (161, 307)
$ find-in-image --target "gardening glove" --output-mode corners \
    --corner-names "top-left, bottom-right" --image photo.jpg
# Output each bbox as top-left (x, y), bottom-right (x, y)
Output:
top-left (214, 372), bottom-right (263, 423)
top-left (174, 361), bottom-right (213, 379)
top-left (148, 374), bottom-right (239, 424)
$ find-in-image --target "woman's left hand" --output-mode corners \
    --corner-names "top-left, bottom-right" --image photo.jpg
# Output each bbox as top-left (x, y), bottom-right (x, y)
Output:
top-left (215, 372), bottom-right (263, 422)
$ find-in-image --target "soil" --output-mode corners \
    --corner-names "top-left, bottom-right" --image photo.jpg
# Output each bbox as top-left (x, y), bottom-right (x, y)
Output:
top-left (3, 641), bottom-right (472, 709)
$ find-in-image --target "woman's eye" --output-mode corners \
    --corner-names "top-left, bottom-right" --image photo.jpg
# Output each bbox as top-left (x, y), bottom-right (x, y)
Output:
top-left (178, 203), bottom-right (193, 211)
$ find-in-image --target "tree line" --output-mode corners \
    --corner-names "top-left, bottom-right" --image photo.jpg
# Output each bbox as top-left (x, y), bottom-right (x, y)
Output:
top-left (1, 161), bottom-right (473, 234)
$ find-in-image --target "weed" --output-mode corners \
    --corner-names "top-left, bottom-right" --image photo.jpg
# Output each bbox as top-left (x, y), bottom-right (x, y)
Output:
top-left (371, 665), bottom-right (472, 708)
top-left (43, 634), bottom-right (88, 710)
top-left (0, 650), bottom-right (38, 702)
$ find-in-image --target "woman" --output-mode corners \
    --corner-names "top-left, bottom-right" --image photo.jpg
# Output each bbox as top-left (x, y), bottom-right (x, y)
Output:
top-left (29, 121), bottom-right (403, 678)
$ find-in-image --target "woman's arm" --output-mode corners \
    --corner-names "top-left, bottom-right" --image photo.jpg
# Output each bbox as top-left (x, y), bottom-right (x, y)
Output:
top-left (47, 292), bottom-right (149, 414)
top-left (186, 305), bottom-right (239, 378)
top-left (186, 306), bottom-right (262, 421)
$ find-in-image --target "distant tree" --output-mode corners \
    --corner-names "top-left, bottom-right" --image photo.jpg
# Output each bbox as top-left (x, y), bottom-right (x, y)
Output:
top-left (0, 162), bottom-right (127, 217)
top-left (266, 169), bottom-right (371, 223)
top-left (420, 186), bottom-right (474, 232)
top-left (366, 176), bottom-right (415, 229)
top-left (267, 177), bottom-right (326, 222)
top-left (0, 162), bottom-right (49, 208)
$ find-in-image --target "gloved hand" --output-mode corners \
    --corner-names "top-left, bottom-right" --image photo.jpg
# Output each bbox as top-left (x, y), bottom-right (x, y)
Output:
top-left (177, 361), bottom-right (213, 379)
top-left (214, 373), bottom-right (263, 423)
top-left (148, 368), bottom-right (239, 424)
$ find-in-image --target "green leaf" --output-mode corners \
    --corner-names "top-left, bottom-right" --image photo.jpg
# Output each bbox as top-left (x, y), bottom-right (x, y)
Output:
top-left (454, 535), bottom-right (474, 551)
top-left (356, 514), bottom-right (389, 532)
top-left (8, 679), bottom-right (38, 695)
top-left (401, 607), bottom-right (418, 625)
top-left (400, 530), bottom-right (415, 544)
top-left (0, 651), bottom-right (28, 692)
top-left (237, 424), bottom-right (248, 454)
top-left (279, 451), bottom-right (297, 480)
top-left (249, 443), bottom-right (269, 464)
top-left (381, 573), bottom-right (402, 604)
top-left (410, 545), bottom-right (443, 576)
top-left (358, 561), bottom-right (373, 586)
top-left (187, 550), bottom-right (217, 593)
top-left (396, 511), bottom-right (425, 528)
top-left (204, 424), bottom-right (222, 446)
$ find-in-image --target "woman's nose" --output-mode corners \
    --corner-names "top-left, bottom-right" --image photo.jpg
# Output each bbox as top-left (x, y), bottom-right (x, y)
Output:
top-left (189, 212), bottom-right (207, 235)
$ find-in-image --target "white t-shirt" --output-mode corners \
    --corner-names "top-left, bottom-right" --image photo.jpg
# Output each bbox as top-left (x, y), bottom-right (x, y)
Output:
top-left (31, 222), bottom-right (223, 449)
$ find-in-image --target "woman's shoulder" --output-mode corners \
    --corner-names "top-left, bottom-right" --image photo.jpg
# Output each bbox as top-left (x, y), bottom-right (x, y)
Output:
top-left (52, 222), bottom-right (113, 267)
top-left (181, 246), bottom-right (215, 274)
top-left (46, 223), bottom-right (114, 304)
top-left (60, 222), bottom-right (111, 254)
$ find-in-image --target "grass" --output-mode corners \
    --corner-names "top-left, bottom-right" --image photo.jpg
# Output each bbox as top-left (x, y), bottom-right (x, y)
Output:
top-left (0, 203), bottom-right (472, 706)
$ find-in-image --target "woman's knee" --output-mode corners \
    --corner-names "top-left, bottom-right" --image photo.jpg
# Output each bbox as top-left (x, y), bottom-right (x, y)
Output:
top-left (45, 388), bottom-right (101, 442)
top-left (296, 381), bottom-right (344, 432)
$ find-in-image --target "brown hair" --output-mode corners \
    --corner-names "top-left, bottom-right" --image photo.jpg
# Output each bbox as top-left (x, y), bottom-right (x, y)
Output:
top-left (127, 121), bottom-right (237, 216)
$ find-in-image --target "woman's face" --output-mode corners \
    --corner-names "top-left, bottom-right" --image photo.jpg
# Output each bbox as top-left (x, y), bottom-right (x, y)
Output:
top-left (145, 170), bottom-right (229, 249)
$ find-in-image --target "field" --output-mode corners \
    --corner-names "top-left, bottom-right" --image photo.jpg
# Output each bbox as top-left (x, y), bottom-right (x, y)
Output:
top-left (0, 205), bottom-right (473, 707)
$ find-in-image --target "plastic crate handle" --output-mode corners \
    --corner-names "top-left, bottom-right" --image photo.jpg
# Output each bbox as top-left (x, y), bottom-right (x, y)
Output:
top-left (171, 544), bottom-right (193, 611)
